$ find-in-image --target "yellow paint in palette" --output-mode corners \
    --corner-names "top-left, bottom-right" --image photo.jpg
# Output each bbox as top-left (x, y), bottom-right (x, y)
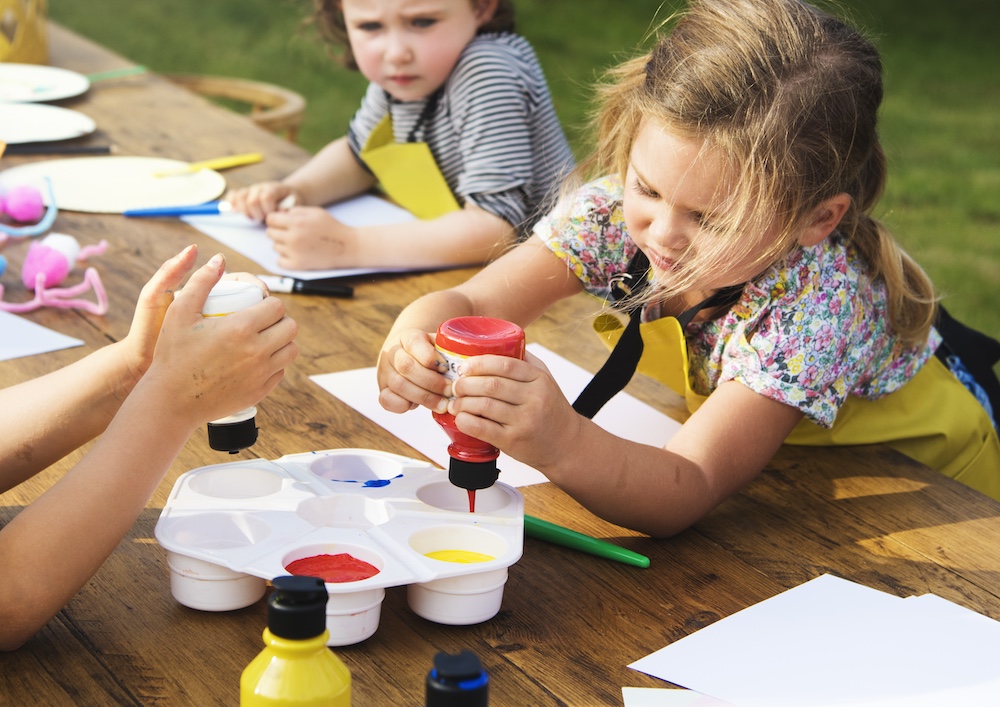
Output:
top-left (424, 549), bottom-right (495, 563)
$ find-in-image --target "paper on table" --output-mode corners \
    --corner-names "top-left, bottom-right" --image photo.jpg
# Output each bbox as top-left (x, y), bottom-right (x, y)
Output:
top-left (309, 343), bottom-right (682, 487)
top-left (183, 194), bottom-right (417, 280)
top-left (0, 310), bottom-right (83, 361)
top-left (622, 687), bottom-right (738, 706)
top-left (629, 573), bottom-right (1000, 707)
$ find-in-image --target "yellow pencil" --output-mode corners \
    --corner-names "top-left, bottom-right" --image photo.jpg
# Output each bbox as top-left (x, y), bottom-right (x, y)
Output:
top-left (154, 152), bottom-right (263, 177)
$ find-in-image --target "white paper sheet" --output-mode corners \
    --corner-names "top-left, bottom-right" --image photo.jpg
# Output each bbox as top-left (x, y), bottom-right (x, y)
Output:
top-left (0, 310), bottom-right (83, 361)
top-left (182, 194), bottom-right (417, 280)
top-left (629, 574), bottom-right (1000, 707)
top-left (623, 687), bottom-right (738, 706)
top-left (310, 343), bottom-right (682, 487)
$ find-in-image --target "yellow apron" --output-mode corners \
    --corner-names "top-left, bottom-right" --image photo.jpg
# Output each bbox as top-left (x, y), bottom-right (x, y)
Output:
top-left (359, 112), bottom-right (461, 221)
top-left (591, 308), bottom-right (1000, 500)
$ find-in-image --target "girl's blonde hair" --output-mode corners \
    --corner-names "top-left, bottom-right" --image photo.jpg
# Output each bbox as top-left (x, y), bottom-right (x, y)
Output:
top-left (310, 0), bottom-right (516, 71)
top-left (577, 0), bottom-right (936, 344)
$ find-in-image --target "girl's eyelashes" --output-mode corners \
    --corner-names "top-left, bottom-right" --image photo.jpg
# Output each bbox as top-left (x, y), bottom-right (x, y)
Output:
top-left (411, 17), bottom-right (437, 29)
top-left (630, 178), bottom-right (658, 199)
top-left (357, 21), bottom-right (383, 32)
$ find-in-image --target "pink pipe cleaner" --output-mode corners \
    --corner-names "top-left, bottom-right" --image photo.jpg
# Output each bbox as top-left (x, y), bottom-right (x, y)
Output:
top-left (0, 235), bottom-right (110, 315)
top-left (0, 267), bottom-right (109, 315)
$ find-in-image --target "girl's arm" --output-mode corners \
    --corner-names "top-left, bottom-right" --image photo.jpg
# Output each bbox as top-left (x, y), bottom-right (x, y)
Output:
top-left (0, 253), bottom-right (298, 650)
top-left (377, 237), bottom-right (582, 413)
top-left (266, 201), bottom-right (516, 271)
top-left (227, 137), bottom-right (377, 222)
top-left (448, 345), bottom-right (803, 537)
top-left (282, 136), bottom-right (376, 206)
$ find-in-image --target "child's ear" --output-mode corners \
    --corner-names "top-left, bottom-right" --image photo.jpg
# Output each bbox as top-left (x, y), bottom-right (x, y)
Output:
top-left (798, 193), bottom-right (851, 247)
top-left (474, 0), bottom-right (500, 25)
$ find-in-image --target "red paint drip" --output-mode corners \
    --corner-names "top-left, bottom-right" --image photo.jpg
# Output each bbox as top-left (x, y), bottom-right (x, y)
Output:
top-left (285, 553), bottom-right (380, 583)
top-left (468, 489), bottom-right (477, 513)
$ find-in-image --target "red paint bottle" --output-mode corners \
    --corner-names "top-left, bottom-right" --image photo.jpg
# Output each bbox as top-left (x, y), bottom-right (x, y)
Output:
top-left (433, 317), bottom-right (525, 501)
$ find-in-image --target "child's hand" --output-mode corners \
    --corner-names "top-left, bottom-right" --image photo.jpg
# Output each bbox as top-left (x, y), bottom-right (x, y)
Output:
top-left (377, 328), bottom-right (451, 414)
top-left (265, 206), bottom-right (358, 270)
top-left (447, 350), bottom-right (580, 471)
top-left (143, 253), bottom-right (299, 426)
top-left (228, 182), bottom-right (299, 223)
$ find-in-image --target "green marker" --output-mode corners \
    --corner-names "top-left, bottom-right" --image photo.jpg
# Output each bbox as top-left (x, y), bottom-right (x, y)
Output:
top-left (523, 514), bottom-right (650, 569)
top-left (86, 65), bottom-right (149, 82)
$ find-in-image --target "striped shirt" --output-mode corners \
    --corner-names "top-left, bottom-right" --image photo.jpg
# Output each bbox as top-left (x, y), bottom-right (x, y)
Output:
top-left (347, 32), bottom-right (575, 236)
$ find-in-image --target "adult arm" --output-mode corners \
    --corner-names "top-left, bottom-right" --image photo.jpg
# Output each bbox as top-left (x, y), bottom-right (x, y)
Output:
top-left (0, 252), bottom-right (298, 650)
top-left (0, 247), bottom-right (196, 492)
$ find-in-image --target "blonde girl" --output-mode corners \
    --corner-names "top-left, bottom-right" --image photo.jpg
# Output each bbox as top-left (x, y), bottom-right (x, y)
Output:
top-left (376, 0), bottom-right (1000, 537)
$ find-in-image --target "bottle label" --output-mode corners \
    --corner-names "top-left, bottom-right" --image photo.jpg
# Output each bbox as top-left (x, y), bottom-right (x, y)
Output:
top-left (436, 347), bottom-right (468, 385)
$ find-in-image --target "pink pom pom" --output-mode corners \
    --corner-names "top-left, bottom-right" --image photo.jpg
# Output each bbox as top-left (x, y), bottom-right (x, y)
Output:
top-left (22, 243), bottom-right (71, 290)
top-left (4, 185), bottom-right (45, 223)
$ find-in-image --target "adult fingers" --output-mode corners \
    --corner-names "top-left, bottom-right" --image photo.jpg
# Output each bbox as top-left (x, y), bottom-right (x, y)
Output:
top-left (170, 253), bottom-right (226, 316)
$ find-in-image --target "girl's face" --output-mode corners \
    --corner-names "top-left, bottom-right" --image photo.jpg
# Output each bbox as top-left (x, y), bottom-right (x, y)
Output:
top-left (623, 120), bottom-right (778, 299)
top-left (342, 0), bottom-right (494, 103)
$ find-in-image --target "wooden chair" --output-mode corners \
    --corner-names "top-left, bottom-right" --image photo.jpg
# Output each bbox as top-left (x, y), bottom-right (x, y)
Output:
top-left (165, 74), bottom-right (306, 143)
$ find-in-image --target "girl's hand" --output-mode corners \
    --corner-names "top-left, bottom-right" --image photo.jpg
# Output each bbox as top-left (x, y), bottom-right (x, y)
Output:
top-left (228, 181), bottom-right (298, 223)
top-left (447, 350), bottom-right (582, 472)
top-left (377, 328), bottom-right (451, 414)
top-left (144, 253), bottom-right (299, 426)
top-left (265, 206), bottom-right (358, 270)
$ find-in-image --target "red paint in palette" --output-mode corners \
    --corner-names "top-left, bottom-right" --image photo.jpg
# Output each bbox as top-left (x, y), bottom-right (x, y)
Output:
top-left (285, 553), bottom-right (380, 583)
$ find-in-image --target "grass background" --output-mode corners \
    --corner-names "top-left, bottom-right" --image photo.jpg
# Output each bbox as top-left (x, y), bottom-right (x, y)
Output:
top-left (51, 0), bottom-right (999, 349)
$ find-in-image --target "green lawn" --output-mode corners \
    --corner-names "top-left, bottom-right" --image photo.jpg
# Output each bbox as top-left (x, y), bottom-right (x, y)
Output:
top-left (51, 0), bottom-right (1000, 347)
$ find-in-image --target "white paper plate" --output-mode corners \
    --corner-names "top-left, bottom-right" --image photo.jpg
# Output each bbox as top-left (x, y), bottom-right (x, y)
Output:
top-left (0, 103), bottom-right (97, 143)
top-left (0, 63), bottom-right (91, 103)
top-left (0, 156), bottom-right (227, 213)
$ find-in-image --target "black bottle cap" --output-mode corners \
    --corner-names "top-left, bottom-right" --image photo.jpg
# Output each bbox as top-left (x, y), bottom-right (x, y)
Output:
top-left (267, 575), bottom-right (328, 640)
top-left (426, 650), bottom-right (489, 707)
top-left (207, 416), bottom-right (258, 454)
top-left (447, 458), bottom-right (499, 491)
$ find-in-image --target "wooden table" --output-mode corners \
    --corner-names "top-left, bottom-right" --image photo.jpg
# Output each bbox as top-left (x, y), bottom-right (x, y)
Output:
top-left (4, 24), bottom-right (1000, 706)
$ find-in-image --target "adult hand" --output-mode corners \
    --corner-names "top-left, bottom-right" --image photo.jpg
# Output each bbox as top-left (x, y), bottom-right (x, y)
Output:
top-left (145, 253), bottom-right (299, 426)
top-left (119, 245), bottom-right (199, 386)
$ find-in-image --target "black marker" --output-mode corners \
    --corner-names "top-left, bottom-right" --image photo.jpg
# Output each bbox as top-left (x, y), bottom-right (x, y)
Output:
top-left (3, 143), bottom-right (113, 156)
top-left (257, 275), bottom-right (354, 298)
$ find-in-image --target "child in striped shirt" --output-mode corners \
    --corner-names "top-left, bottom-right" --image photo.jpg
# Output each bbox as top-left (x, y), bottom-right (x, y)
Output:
top-left (228, 0), bottom-right (574, 271)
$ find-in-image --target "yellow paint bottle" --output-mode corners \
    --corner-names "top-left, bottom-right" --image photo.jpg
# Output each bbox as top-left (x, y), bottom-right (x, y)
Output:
top-left (241, 576), bottom-right (351, 706)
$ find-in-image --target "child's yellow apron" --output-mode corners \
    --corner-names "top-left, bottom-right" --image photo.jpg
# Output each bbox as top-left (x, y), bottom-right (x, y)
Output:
top-left (358, 99), bottom-right (461, 220)
top-left (588, 309), bottom-right (1000, 500)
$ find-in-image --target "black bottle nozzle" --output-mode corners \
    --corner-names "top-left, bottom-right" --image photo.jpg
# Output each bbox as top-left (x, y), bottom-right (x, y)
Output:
top-left (207, 415), bottom-right (259, 454)
top-left (267, 575), bottom-right (328, 640)
top-left (426, 649), bottom-right (488, 706)
top-left (447, 457), bottom-right (499, 492)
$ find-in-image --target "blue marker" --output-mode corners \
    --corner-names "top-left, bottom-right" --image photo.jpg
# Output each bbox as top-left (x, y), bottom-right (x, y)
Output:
top-left (122, 201), bottom-right (232, 218)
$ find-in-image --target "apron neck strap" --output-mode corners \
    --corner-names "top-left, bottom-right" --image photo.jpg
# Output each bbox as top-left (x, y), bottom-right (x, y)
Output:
top-left (405, 90), bottom-right (441, 144)
top-left (572, 249), bottom-right (743, 419)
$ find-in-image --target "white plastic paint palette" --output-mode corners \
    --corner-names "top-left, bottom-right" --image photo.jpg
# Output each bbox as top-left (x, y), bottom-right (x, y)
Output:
top-left (155, 448), bottom-right (524, 646)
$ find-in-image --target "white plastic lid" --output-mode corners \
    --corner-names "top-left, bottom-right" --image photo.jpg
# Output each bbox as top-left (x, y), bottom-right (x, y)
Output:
top-left (201, 279), bottom-right (264, 316)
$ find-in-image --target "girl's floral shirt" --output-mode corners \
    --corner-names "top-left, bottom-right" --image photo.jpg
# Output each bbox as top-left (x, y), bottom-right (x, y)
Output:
top-left (533, 176), bottom-right (939, 427)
